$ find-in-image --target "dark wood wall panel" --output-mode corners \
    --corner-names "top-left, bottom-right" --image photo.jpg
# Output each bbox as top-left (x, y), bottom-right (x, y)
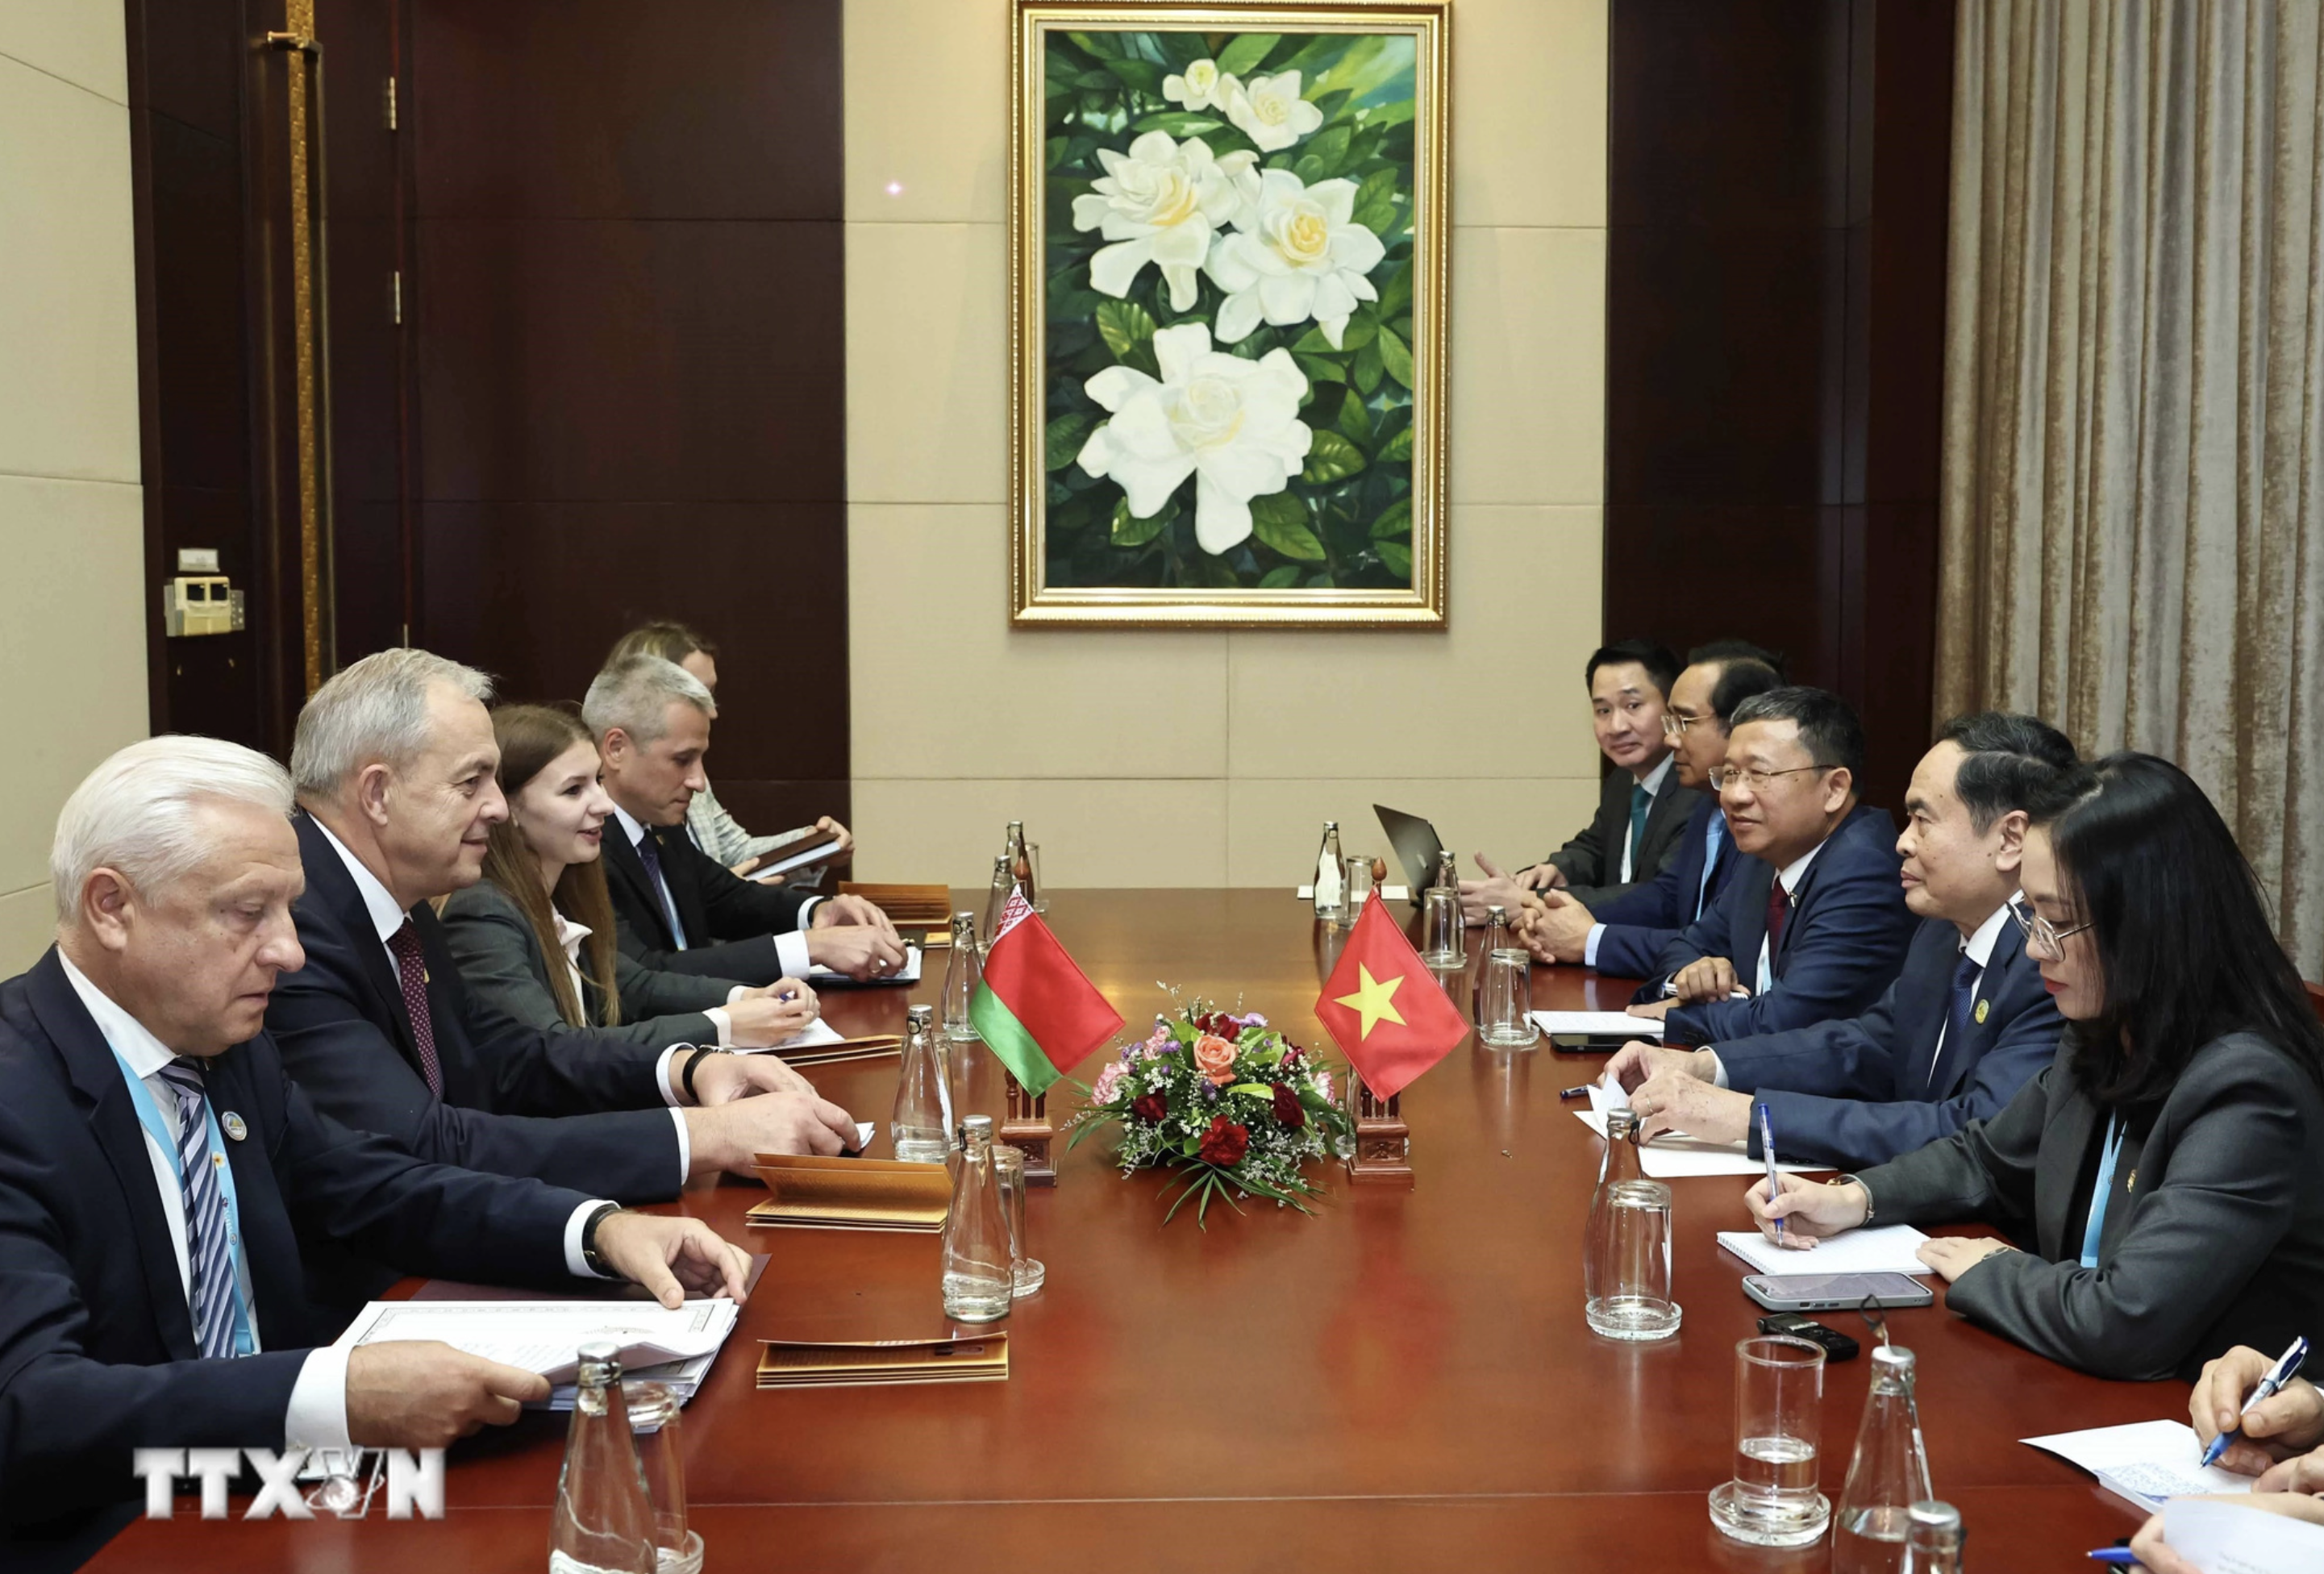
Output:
top-left (1604, 0), bottom-right (1955, 810)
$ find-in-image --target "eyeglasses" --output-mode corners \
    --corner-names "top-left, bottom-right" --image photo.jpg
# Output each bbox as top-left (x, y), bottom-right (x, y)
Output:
top-left (1707, 764), bottom-right (1831, 793)
top-left (2006, 895), bottom-right (2093, 960)
top-left (1662, 711), bottom-right (1714, 736)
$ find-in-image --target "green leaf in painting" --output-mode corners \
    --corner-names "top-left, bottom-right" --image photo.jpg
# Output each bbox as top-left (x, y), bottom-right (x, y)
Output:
top-left (1378, 326), bottom-right (1414, 389)
top-left (1045, 411), bottom-right (1094, 472)
top-left (1132, 110), bottom-right (1227, 137)
top-left (1046, 136), bottom-right (1068, 172)
top-left (1095, 299), bottom-right (1157, 361)
top-left (1305, 125), bottom-right (1352, 177)
top-left (1338, 387), bottom-right (1372, 446)
top-left (1378, 425), bottom-right (1414, 463)
top-left (1353, 339), bottom-right (1385, 395)
top-left (1110, 497), bottom-right (1165, 547)
top-left (1368, 498), bottom-right (1411, 539)
top-left (1293, 353), bottom-right (1346, 385)
top-left (1066, 31), bottom-right (1122, 59)
top-left (1153, 31), bottom-right (1208, 69)
top-left (1257, 564), bottom-right (1302, 588)
top-left (1249, 492), bottom-right (1326, 560)
top-left (1302, 431), bottom-right (1367, 484)
top-left (1376, 264), bottom-right (1413, 319)
top-left (1293, 154), bottom-right (1327, 185)
top-left (1214, 33), bottom-right (1279, 77)
top-left (1104, 57), bottom-right (1166, 96)
top-left (1377, 539), bottom-right (1413, 578)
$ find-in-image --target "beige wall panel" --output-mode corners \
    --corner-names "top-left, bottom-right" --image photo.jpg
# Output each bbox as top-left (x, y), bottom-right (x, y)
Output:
top-left (843, 0), bottom-right (1008, 225)
top-left (851, 502), bottom-right (1227, 779)
top-left (0, 476), bottom-right (148, 894)
top-left (1224, 774), bottom-right (1601, 888)
top-left (0, 885), bottom-right (53, 976)
top-left (0, 56), bottom-right (137, 485)
top-left (846, 222), bottom-right (1010, 506)
top-left (851, 777), bottom-right (1229, 889)
top-left (1446, 225), bottom-right (1605, 507)
top-left (1451, 0), bottom-right (1607, 230)
top-left (1222, 505), bottom-right (1601, 781)
top-left (0, 0), bottom-right (127, 105)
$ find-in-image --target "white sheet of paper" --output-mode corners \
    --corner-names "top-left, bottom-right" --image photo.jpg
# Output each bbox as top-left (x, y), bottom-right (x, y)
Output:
top-left (733, 1017), bottom-right (843, 1055)
top-left (1572, 1108), bottom-right (1826, 1178)
top-left (2160, 1497), bottom-right (2324, 1572)
top-left (2022, 1420), bottom-right (2253, 1513)
top-left (808, 944), bottom-right (922, 983)
top-left (1295, 885), bottom-right (1408, 903)
top-left (1715, 1225), bottom-right (1934, 1277)
top-left (335, 1298), bottom-right (740, 1396)
top-left (1532, 1010), bottom-right (1664, 1040)
top-left (855, 1120), bottom-right (876, 1151)
top-left (748, 841), bottom-right (843, 882)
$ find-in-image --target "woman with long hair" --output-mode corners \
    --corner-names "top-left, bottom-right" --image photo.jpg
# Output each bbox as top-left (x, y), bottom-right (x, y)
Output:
top-left (1746, 752), bottom-right (2324, 1380)
top-left (441, 704), bottom-right (823, 1049)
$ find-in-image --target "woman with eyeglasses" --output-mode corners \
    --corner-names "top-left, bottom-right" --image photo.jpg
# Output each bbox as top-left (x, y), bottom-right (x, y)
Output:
top-left (1746, 752), bottom-right (2324, 1380)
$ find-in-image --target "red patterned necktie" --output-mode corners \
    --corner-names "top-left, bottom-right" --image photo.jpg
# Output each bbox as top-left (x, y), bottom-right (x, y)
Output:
top-left (386, 918), bottom-right (445, 1097)
top-left (1764, 880), bottom-right (1790, 961)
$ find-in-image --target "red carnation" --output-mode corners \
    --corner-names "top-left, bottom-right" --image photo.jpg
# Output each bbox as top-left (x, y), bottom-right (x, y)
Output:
top-left (1197, 1116), bottom-right (1249, 1168)
top-left (1131, 1093), bottom-right (1168, 1123)
top-left (1272, 1084), bottom-right (1306, 1128)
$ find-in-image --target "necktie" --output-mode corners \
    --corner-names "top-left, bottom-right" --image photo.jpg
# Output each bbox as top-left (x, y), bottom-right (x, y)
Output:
top-left (1626, 784), bottom-right (1651, 878)
top-left (154, 1058), bottom-right (239, 1358)
top-left (1931, 949), bottom-right (1982, 1094)
top-left (1764, 879), bottom-right (1790, 962)
top-left (635, 827), bottom-right (688, 949)
top-left (386, 919), bottom-right (446, 1097)
top-left (1695, 814), bottom-right (1726, 921)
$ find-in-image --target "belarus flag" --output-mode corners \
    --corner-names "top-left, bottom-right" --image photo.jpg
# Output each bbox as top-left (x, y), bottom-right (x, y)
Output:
top-left (968, 887), bottom-right (1125, 1097)
top-left (1314, 896), bottom-right (1470, 1100)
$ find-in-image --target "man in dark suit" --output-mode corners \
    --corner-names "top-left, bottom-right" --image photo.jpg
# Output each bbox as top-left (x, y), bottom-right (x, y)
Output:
top-left (1606, 714), bottom-right (2080, 1168)
top-left (1461, 639), bottom-right (1696, 919)
top-left (264, 651), bottom-right (859, 1242)
top-left (1518, 642), bottom-right (1785, 973)
top-left (586, 654), bottom-right (906, 985)
top-left (0, 737), bottom-right (752, 1560)
top-left (1627, 687), bottom-right (1918, 1045)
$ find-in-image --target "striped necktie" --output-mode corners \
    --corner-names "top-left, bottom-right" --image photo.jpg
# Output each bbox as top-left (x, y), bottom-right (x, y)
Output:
top-left (154, 1057), bottom-right (239, 1358)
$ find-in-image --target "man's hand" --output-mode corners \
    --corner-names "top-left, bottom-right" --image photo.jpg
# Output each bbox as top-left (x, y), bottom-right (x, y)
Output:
top-left (1631, 1073), bottom-right (1751, 1145)
top-left (814, 893), bottom-right (898, 943)
top-left (1746, 1172), bottom-right (1868, 1247)
top-left (344, 1342), bottom-right (548, 1451)
top-left (1605, 1041), bottom-right (1714, 1094)
top-left (589, 1211), bottom-right (754, 1308)
top-left (804, 923), bottom-right (908, 981)
top-left (1517, 889), bottom-right (1594, 964)
top-left (718, 981), bottom-right (821, 1050)
top-left (688, 1049), bottom-right (814, 1102)
top-left (2192, 1348), bottom-right (2324, 1474)
top-left (1458, 853), bottom-right (1533, 925)
top-left (1671, 956), bottom-right (1744, 1004)
top-left (685, 1091), bottom-right (860, 1176)
top-left (1914, 1236), bottom-right (2014, 1283)
top-left (815, 816), bottom-right (854, 854)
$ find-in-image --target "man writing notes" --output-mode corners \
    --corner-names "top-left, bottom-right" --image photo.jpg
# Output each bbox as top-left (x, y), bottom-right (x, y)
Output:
top-left (1606, 714), bottom-right (2078, 1168)
top-left (1518, 642), bottom-right (1783, 972)
top-left (0, 739), bottom-right (752, 1557)
top-left (587, 655), bottom-right (906, 985)
top-left (1462, 640), bottom-right (1697, 918)
top-left (1629, 687), bottom-right (1918, 1046)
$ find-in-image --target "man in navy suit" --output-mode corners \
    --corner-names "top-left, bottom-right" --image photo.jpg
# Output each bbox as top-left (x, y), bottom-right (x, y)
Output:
top-left (1518, 642), bottom-right (1785, 974)
top-left (0, 738), bottom-right (752, 1561)
top-left (1607, 713), bottom-right (2080, 1168)
top-left (1626, 687), bottom-right (1919, 1045)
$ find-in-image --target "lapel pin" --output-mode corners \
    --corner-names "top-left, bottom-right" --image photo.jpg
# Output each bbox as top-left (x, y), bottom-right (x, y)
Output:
top-left (1973, 999), bottom-right (1989, 1024)
top-left (221, 1112), bottom-right (248, 1142)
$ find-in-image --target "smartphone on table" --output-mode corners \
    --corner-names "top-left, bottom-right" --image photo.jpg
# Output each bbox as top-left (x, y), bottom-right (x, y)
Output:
top-left (1741, 1272), bottom-right (1934, 1312)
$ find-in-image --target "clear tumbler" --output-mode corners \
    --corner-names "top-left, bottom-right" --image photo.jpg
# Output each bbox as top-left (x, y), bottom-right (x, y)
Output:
top-left (1475, 946), bottom-right (1539, 1048)
top-left (1709, 1335), bottom-right (1832, 1547)
top-left (993, 1143), bottom-right (1046, 1297)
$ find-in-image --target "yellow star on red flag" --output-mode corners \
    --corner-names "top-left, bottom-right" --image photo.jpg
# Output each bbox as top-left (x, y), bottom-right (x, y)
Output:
top-left (1334, 964), bottom-right (1407, 1038)
top-left (1314, 897), bottom-right (1471, 1100)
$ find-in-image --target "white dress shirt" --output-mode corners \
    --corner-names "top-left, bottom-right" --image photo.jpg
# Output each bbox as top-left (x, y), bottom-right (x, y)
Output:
top-left (1618, 754), bottom-right (1676, 884)
top-left (607, 801), bottom-right (818, 979)
top-left (1755, 838), bottom-right (1827, 994)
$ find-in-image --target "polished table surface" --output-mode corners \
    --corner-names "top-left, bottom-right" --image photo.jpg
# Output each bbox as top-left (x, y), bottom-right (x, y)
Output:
top-left (91, 890), bottom-right (2182, 1570)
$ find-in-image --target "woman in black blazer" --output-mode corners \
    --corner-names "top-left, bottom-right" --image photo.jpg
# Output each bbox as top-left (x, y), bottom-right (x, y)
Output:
top-left (1747, 752), bottom-right (2324, 1381)
top-left (441, 705), bottom-right (820, 1049)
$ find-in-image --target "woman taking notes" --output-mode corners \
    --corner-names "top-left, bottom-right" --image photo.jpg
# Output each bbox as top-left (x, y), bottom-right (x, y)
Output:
top-left (441, 704), bottom-right (823, 1050)
top-left (1746, 752), bottom-right (2324, 1381)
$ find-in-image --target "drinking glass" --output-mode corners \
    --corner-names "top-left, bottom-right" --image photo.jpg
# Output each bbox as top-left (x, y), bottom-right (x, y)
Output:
top-left (1027, 843), bottom-right (1047, 914)
top-left (623, 1381), bottom-right (703, 1574)
top-left (1419, 887), bottom-right (1464, 968)
top-left (1582, 1178), bottom-right (1680, 1340)
top-left (1343, 854), bottom-right (1373, 911)
top-left (993, 1143), bottom-right (1046, 1297)
top-left (1709, 1335), bottom-right (1832, 1547)
top-left (1475, 947), bottom-right (1539, 1048)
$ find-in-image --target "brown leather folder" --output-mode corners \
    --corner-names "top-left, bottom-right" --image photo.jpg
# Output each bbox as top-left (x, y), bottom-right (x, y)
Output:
top-left (756, 1333), bottom-right (1007, 1389)
top-left (747, 1151), bottom-right (951, 1231)
top-left (773, 1034), bottom-right (902, 1068)
top-left (837, 881), bottom-right (954, 927)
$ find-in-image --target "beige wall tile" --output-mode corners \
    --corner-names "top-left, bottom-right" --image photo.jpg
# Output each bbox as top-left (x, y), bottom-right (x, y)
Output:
top-left (1223, 505), bottom-right (1603, 779)
top-left (0, 885), bottom-right (52, 976)
top-left (844, 0), bottom-right (1009, 224)
top-left (846, 222), bottom-right (1009, 505)
top-left (851, 502), bottom-right (1227, 779)
top-left (0, 0), bottom-right (127, 106)
top-left (851, 777), bottom-right (1229, 888)
top-left (1225, 774), bottom-right (1603, 888)
top-left (0, 55), bottom-right (138, 485)
top-left (0, 475), bottom-right (148, 896)
top-left (1447, 226), bottom-right (1605, 507)
top-left (1451, 0), bottom-right (1607, 230)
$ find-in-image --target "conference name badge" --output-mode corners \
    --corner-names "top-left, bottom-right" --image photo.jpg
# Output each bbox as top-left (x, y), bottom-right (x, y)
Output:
top-left (221, 1112), bottom-right (248, 1142)
top-left (1973, 1000), bottom-right (1989, 1024)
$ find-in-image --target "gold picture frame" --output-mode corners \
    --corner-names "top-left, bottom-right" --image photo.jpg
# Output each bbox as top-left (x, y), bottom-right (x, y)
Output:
top-left (1010, 2), bottom-right (1450, 627)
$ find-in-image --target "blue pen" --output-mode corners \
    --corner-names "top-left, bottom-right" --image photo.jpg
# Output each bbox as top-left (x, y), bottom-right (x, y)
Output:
top-left (1758, 1102), bottom-right (1782, 1242)
top-left (2085, 1551), bottom-right (2138, 1565)
top-left (2199, 1333), bottom-right (2308, 1468)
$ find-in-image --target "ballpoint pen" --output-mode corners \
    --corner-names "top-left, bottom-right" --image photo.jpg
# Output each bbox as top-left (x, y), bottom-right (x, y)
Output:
top-left (1558, 1085), bottom-right (1592, 1101)
top-left (2198, 1332), bottom-right (2309, 1468)
top-left (1758, 1101), bottom-right (1782, 1242)
top-left (2085, 1550), bottom-right (2138, 1565)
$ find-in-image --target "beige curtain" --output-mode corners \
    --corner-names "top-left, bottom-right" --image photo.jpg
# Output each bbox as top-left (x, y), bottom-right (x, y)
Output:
top-left (1938, 0), bottom-right (2324, 977)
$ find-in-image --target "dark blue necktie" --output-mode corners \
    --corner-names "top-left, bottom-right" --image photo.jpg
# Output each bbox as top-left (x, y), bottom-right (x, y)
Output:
top-left (1931, 950), bottom-right (1982, 1095)
top-left (155, 1058), bottom-right (239, 1358)
top-left (635, 827), bottom-right (688, 949)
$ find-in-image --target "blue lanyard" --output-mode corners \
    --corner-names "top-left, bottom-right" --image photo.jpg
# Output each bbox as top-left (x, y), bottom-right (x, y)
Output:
top-left (110, 1050), bottom-right (257, 1356)
top-left (2079, 1117), bottom-right (2126, 1269)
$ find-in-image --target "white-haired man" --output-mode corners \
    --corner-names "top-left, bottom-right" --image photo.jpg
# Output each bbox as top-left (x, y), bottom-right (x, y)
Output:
top-left (586, 654), bottom-right (906, 985)
top-left (0, 737), bottom-right (753, 1555)
top-left (264, 651), bottom-right (859, 1307)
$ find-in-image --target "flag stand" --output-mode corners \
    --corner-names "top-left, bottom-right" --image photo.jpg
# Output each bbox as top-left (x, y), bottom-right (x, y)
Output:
top-left (1345, 1083), bottom-right (1414, 1186)
top-left (1002, 1071), bottom-right (1056, 1186)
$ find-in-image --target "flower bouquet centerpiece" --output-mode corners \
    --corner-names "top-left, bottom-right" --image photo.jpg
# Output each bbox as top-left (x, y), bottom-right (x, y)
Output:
top-left (1069, 996), bottom-right (1354, 1226)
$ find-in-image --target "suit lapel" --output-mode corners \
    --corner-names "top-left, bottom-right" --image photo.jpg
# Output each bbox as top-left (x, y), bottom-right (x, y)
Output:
top-left (294, 813), bottom-right (416, 1060)
top-left (1639, 779), bottom-right (1690, 867)
top-left (2035, 1081), bottom-right (2097, 1260)
top-left (602, 824), bottom-right (674, 949)
top-left (1732, 859), bottom-right (1778, 971)
top-left (1930, 930), bottom-right (2015, 1097)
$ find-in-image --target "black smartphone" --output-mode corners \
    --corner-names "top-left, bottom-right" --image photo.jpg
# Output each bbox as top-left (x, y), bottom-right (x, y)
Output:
top-left (1755, 1312), bottom-right (1861, 1362)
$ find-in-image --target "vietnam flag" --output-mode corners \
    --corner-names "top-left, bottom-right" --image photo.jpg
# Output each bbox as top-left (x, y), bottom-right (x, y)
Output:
top-left (1314, 896), bottom-right (1469, 1100)
top-left (968, 886), bottom-right (1125, 1097)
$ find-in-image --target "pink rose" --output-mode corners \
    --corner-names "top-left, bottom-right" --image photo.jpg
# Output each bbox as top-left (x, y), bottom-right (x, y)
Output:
top-left (1091, 1060), bottom-right (1127, 1106)
top-left (1314, 1069), bottom-right (1334, 1102)
top-left (1192, 1034), bottom-right (1238, 1086)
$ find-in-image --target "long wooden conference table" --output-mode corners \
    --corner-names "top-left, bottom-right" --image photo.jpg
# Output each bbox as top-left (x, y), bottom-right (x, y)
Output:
top-left (92, 889), bottom-right (2184, 1570)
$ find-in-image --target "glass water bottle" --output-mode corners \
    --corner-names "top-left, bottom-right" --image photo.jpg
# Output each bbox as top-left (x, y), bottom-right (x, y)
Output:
top-left (548, 1340), bottom-right (657, 1574)
top-left (940, 1114), bottom-right (1014, 1322)
top-left (891, 1006), bottom-right (952, 1164)
top-left (980, 855), bottom-right (1014, 954)
top-left (1003, 820), bottom-right (1038, 910)
top-left (1834, 1345), bottom-right (1936, 1574)
top-left (1313, 821), bottom-right (1346, 919)
top-left (1582, 1106), bottom-right (1649, 1314)
top-left (1471, 904), bottom-right (1513, 1019)
top-left (941, 912), bottom-right (983, 1043)
top-left (1898, 1501), bottom-right (1964, 1574)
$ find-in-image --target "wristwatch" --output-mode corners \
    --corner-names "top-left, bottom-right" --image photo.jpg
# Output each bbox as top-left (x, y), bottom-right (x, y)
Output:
top-left (578, 1202), bottom-right (623, 1277)
top-left (681, 1043), bottom-right (732, 1103)
top-left (1831, 1173), bottom-right (1875, 1225)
